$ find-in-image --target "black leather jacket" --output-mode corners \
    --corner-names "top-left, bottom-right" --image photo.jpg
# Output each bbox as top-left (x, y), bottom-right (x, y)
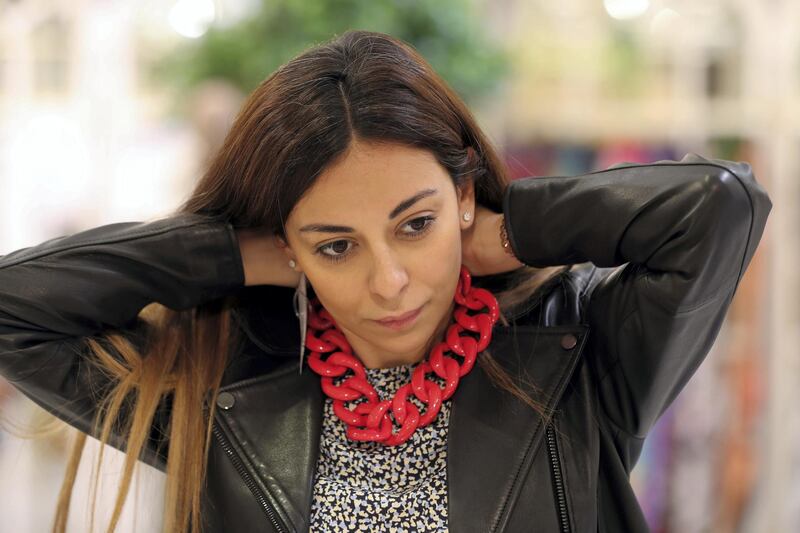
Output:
top-left (0, 154), bottom-right (771, 532)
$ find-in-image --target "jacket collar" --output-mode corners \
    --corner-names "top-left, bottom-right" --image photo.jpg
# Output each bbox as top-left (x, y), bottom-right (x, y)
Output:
top-left (217, 285), bottom-right (588, 532)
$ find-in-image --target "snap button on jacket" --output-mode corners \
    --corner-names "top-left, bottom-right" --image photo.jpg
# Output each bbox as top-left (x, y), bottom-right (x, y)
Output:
top-left (0, 153), bottom-right (772, 532)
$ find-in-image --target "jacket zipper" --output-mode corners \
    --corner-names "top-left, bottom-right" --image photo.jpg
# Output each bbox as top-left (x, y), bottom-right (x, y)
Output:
top-left (211, 421), bottom-right (289, 533)
top-left (546, 422), bottom-right (571, 533)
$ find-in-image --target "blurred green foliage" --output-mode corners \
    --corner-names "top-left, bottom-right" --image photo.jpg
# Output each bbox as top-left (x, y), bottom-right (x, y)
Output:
top-left (605, 27), bottom-right (645, 97)
top-left (151, 0), bottom-right (510, 107)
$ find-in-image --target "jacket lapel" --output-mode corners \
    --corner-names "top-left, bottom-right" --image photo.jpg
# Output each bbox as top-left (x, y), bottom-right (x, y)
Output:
top-left (215, 362), bottom-right (322, 532)
top-left (215, 285), bottom-right (321, 531)
top-left (447, 324), bottom-right (588, 532)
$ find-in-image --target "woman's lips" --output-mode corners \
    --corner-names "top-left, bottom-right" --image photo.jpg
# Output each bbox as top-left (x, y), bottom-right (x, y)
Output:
top-left (374, 304), bottom-right (424, 330)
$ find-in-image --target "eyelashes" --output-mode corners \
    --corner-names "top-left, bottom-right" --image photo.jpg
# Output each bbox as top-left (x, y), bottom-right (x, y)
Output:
top-left (314, 215), bottom-right (438, 264)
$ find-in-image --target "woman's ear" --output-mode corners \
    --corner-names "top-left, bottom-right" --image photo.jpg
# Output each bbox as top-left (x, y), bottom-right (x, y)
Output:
top-left (276, 235), bottom-right (303, 272)
top-left (457, 176), bottom-right (476, 230)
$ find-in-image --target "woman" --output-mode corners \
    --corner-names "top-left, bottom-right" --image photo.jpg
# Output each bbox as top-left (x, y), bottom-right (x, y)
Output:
top-left (0, 30), bottom-right (771, 533)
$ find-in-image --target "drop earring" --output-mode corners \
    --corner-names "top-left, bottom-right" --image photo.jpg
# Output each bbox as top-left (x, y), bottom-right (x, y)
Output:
top-left (290, 261), bottom-right (307, 375)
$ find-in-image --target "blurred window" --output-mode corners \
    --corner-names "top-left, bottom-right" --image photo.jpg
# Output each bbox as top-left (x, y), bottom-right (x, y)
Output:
top-left (32, 15), bottom-right (69, 95)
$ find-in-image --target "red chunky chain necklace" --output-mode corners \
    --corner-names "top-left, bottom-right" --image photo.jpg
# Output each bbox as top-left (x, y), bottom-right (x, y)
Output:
top-left (303, 265), bottom-right (500, 446)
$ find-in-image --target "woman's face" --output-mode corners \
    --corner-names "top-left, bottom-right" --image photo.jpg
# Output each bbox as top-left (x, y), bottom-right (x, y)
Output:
top-left (281, 139), bottom-right (475, 369)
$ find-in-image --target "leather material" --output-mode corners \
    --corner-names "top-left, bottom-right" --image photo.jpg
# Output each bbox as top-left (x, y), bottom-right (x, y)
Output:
top-left (0, 154), bottom-right (772, 532)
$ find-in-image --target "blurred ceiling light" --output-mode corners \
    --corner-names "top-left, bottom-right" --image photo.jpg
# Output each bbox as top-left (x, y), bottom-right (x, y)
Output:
top-left (604, 0), bottom-right (650, 20)
top-left (168, 0), bottom-right (216, 39)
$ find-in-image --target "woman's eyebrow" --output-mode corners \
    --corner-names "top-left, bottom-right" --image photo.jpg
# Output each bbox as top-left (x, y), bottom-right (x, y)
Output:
top-left (299, 188), bottom-right (439, 233)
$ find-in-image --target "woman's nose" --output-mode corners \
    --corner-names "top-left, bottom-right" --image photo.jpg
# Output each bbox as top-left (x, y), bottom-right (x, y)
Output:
top-left (369, 250), bottom-right (409, 301)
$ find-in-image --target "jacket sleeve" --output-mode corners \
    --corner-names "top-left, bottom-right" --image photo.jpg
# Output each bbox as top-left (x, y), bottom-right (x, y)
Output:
top-left (502, 153), bottom-right (772, 450)
top-left (0, 213), bottom-right (245, 471)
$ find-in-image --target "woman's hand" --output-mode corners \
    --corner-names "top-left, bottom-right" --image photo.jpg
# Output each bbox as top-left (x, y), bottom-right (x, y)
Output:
top-left (461, 204), bottom-right (525, 276)
top-left (235, 228), bottom-right (302, 287)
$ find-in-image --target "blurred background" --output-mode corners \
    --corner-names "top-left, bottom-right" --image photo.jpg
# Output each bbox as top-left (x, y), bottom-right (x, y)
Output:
top-left (0, 0), bottom-right (793, 531)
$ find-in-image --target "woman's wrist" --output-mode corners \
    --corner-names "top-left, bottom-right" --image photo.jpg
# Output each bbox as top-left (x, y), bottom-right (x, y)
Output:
top-left (499, 215), bottom-right (518, 260)
top-left (493, 213), bottom-right (525, 271)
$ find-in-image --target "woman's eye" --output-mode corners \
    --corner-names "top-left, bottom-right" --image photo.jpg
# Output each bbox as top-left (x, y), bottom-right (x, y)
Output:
top-left (402, 215), bottom-right (436, 236)
top-left (314, 215), bottom-right (436, 264)
top-left (315, 240), bottom-right (352, 263)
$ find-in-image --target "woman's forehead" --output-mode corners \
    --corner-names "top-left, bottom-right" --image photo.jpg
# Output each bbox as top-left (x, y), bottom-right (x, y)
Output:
top-left (291, 142), bottom-right (454, 221)
top-left (318, 142), bottom-right (447, 190)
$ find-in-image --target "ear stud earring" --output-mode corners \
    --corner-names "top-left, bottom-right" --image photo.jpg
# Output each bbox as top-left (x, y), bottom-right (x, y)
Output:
top-left (462, 212), bottom-right (471, 222)
top-left (288, 259), bottom-right (296, 269)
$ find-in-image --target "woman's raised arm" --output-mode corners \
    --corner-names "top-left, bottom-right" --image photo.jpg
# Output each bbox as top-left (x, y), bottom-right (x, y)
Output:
top-left (502, 153), bottom-right (772, 467)
top-left (0, 213), bottom-right (246, 469)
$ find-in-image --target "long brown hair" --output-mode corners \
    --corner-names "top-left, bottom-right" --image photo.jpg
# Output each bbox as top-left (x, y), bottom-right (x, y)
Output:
top-left (52, 30), bottom-right (570, 533)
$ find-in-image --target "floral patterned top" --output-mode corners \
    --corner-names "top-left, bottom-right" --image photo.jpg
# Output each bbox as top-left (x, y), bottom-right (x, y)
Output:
top-left (309, 359), bottom-right (450, 532)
